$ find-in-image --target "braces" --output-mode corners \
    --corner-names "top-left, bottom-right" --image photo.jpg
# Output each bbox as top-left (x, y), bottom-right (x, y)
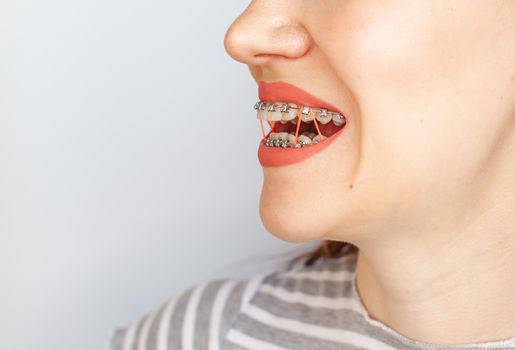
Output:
top-left (255, 100), bottom-right (346, 148)
top-left (253, 100), bottom-right (345, 121)
top-left (264, 136), bottom-right (315, 148)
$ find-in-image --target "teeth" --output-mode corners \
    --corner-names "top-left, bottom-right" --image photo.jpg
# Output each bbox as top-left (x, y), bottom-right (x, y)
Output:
top-left (266, 132), bottom-right (290, 148)
top-left (279, 104), bottom-right (293, 123)
top-left (255, 101), bottom-right (347, 129)
top-left (264, 131), bottom-right (329, 148)
top-left (282, 103), bottom-right (298, 121)
top-left (268, 132), bottom-right (289, 141)
top-left (332, 113), bottom-right (346, 126)
top-left (285, 133), bottom-right (296, 145)
top-left (289, 116), bottom-right (299, 125)
top-left (277, 132), bottom-right (289, 140)
top-left (296, 135), bottom-right (312, 145)
top-left (257, 101), bottom-right (267, 120)
top-left (267, 104), bottom-right (283, 121)
top-left (268, 132), bottom-right (279, 140)
top-left (257, 109), bottom-right (267, 120)
top-left (315, 109), bottom-right (332, 124)
top-left (313, 134), bottom-right (327, 143)
top-left (301, 106), bottom-right (313, 123)
top-left (301, 131), bottom-right (317, 139)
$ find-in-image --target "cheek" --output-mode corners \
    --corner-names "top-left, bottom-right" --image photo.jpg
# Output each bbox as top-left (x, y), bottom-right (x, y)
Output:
top-left (322, 1), bottom-right (438, 99)
top-left (313, 1), bottom-right (477, 211)
top-left (324, 5), bottom-right (439, 164)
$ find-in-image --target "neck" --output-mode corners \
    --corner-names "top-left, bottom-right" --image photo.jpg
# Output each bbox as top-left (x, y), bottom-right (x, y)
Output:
top-left (355, 137), bottom-right (515, 345)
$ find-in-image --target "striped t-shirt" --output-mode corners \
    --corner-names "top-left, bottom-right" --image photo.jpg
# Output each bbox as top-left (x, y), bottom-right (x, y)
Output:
top-left (109, 251), bottom-right (515, 350)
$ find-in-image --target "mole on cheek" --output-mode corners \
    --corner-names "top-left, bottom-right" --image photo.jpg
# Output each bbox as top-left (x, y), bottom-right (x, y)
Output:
top-left (349, 184), bottom-right (353, 189)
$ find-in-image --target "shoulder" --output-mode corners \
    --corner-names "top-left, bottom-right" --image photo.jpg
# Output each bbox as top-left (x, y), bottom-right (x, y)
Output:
top-left (107, 274), bottom-right (268, 350)
top-left (107, 252), bottom-right (358, 350)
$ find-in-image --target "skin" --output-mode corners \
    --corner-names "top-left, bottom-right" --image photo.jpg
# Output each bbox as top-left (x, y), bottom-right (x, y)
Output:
top-left (224, 0), bottom-right (515, 345)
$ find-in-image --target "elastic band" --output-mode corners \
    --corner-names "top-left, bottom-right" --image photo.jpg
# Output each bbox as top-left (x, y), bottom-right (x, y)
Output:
top-left (259, 120), bottom-right (267, 141)
top-left (294, 110), bottom-right (302, 145)
top-left (267, 121), bottom-right (274, 137)
top-left (312, 111), bottom-right (322, 137)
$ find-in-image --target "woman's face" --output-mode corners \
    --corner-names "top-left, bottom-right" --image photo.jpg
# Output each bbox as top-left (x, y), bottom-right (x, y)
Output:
top-left (224, 1), bottom-right (515, 244)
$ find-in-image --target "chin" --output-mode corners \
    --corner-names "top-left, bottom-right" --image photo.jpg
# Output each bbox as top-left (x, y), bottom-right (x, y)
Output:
top-left (259, 201), bottom-right (325, 243)
top-left (258, 171), bottom-right (343, 243)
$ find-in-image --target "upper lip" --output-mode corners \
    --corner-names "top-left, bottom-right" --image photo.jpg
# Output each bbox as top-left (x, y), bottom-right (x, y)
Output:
top-left (258, 81), bottom-right (345, 116)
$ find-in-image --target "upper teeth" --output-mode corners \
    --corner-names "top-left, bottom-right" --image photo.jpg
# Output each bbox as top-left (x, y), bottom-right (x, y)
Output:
top-left (254, 101), bottom-right (346, 126)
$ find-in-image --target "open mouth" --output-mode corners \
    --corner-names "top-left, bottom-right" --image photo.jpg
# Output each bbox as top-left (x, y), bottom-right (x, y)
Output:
top-left (255, 101), bottom-right (347, 148)
top-left (256, 81), bottom-right (349, 167)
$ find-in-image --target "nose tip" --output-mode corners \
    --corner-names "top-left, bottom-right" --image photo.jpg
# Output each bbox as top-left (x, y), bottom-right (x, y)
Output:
top-left (224, 8), bottom-right (312, 65)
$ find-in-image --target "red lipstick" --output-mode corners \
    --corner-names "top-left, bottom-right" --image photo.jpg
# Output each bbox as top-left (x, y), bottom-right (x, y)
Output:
top-left (257, 81), bottom-right (347, 167)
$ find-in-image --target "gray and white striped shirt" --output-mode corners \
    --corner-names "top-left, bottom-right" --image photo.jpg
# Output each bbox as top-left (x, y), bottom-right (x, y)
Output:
top-left (108, 252), bottom-right (515, 350)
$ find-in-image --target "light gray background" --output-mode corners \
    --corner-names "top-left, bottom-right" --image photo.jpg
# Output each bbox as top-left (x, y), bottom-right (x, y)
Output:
top-left (0, 1), bottom-right (315, 349)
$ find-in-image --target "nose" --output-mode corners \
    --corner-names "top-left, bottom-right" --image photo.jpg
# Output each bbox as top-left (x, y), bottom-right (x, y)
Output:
top-left (224, 2), bottom-right (312, 66)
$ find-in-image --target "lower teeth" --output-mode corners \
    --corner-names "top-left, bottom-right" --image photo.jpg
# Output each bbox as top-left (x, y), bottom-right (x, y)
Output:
top-left (265, 132), bottom-right (325, 148)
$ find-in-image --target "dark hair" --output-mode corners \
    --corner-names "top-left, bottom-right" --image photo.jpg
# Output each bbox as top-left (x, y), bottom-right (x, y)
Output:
top-left (304, 240), bottom-right (358, 266)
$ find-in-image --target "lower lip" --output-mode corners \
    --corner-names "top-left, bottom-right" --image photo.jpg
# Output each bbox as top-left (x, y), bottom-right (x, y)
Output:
top-left (258, 127), bottom-right (346, 167)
